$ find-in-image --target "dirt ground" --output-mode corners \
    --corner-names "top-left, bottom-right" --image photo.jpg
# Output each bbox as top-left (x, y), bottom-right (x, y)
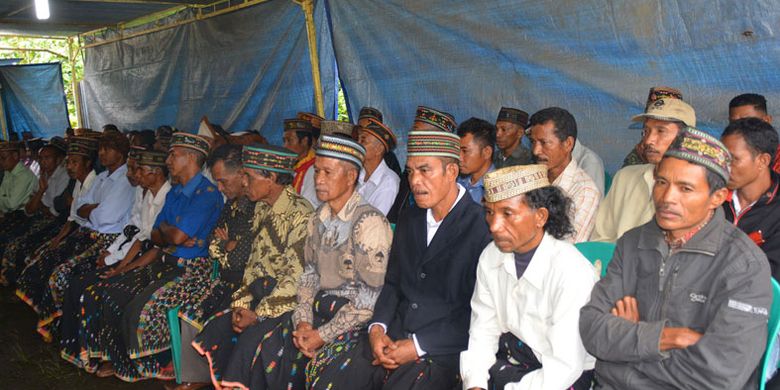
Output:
top-left (0, 286), bottom-right (155, 389)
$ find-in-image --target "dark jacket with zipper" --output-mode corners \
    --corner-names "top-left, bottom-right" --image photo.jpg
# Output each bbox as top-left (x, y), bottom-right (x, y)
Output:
top-left (724, 172), bottom-right (780, 280)
top-left (580, 208), bottom-right (772, 389)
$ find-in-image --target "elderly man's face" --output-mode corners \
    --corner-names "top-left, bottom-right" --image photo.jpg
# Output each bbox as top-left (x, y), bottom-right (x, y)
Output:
top-left (38, 147), bottom-right (61, 175)
top-left (529, 121), bottom-right (573, 174)
top-left (283, 131), bottom-right (310, 157)
top-left (314, 156), bottom-right (357, 203)
top-left (166, 147), bottom-right (193, 180)
top-left (357, 130), bottom-right (386, 161)
top-left (406, 155), bottom-right (459, 210)
top-left (244, 169), bottom-right (275, 203)
top-left (65, 155), bottom-right (90, 180)
top-left (125, 158), bottom-right (140, 187)
top-left (641, 118), bottom-right (682, 164)
top-left (495, 120), bottom-right (523, 152)
top-left (211, 160), bottom-right (246, 200)
top-left (653, 157), bottom-right (727, 238)
top-left (98, 145), bottom-right (124, 169)
top-left (484, 195), bottom-right (546, 253)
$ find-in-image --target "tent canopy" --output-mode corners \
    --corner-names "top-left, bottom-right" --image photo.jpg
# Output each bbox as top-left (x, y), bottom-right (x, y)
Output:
top-left (0, 0), bottom-right (213, 36)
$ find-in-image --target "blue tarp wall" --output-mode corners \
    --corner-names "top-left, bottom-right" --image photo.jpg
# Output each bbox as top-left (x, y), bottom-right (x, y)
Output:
top-left (0, 63), bottom-right (70, 140)
top-left (82, 0), bottom-right (780, 172)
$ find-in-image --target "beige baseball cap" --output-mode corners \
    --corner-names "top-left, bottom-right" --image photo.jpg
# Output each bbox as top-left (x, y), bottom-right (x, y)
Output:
top-left (631, 98), bottom-right (696, 127)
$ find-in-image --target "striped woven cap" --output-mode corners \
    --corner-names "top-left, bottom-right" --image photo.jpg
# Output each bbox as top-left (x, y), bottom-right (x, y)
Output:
top-left (664, 127), bottom-right (731, 182)
top-left (316, 135), bottom-right (366, 168)
top-left (406, 130), bottom-right (461, 160)
top-left (170, 133), bottom-right (211, 156)
top-left (242, 144), bottom-right (298, 174)
top-left (483, 164), bottom-right (550, 203)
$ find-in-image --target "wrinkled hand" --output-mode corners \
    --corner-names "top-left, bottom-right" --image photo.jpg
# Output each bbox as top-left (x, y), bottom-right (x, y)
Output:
top-left (38, 175), bottom-right (49, 192)
top-left (214, 227), bottom-right (229, 241)
top-left (660, 327), bottom-right (703, 351)
top-left (611, 296), bottom-right (640, 323)
top-left (182, 238), bottom-right (196, 248)
top-left (293, 322), bottom-right (324, 358)
top-left (369, 325), bottom-right (398, 368)
top-left (225, 240), bottom-right (237, 252)
top-left (383, 339), bottom-right (418, 369)
top-left (231, 307), bottom-right (258, 334)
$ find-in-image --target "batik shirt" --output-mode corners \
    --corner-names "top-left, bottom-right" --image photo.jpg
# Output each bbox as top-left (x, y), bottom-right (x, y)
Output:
top-left (231, 186), bottom-right (313, 318)
top-left (292, 190), bottom-right (393, 343)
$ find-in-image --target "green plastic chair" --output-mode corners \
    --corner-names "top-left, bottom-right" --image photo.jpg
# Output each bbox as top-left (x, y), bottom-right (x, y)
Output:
top-left (168, 259), bottom-right (220, 384)
top-left (759, 278), bottom-right (780, 390)
top-left (574, 241), bottom-right (616, 278)
top-left (604, 170), bottom-right (613, 195)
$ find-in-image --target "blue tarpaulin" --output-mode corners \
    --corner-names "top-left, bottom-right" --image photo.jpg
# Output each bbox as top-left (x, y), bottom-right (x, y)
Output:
top-left (81, 0), bottom-right (780, 172)
top-left (0, 63), bottom-right (69, 140)
top-left (81, 0), bottom-right (336, 145)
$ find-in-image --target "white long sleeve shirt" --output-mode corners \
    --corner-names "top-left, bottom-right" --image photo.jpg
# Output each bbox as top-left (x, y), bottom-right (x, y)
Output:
top-left (460, 234), bottom-right (597, 390)
top-left (358, 159), bottom-right (400, 216)
top-left (41, 164), bottom-right (71, 216)
top-left (67, 170), bottom-right (97, 226)
top-left (103, 181), bottom-right (171, 266)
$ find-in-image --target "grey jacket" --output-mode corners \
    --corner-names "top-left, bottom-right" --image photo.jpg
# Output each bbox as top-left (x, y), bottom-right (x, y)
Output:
top-left (580, 208), bottom-right (772, 389)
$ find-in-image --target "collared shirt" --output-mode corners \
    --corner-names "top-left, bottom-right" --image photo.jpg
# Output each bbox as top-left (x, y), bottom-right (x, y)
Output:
top-left (358, 159), bottom-right (401, 215)
top-left (154, 172), bottom-right (224, 259)
top-left (426, 184), bottom-right (467, 246)
top-left (591, 163), bottom-right (656, 242)
top-left (292, 190), bottom-right (392, 343)
top-left (572, 141), bottom-right (605, 195)
top-left (232, 186), bottom-right (314, 318)
top-left (74, 163), bottom-right (135, 234)
top-left (0, 162), bottom-right (38, 214)
top-left (552, 159), bottom-right (601, 243)
top-left (457, 165), bottom-right (494, 204)
top-left (68, 170), bottom-right (97, 226)
top-left (461, 234), bottom-right (597, 390)
top-left (300, 166), bottom-right (320, 209)
top-left (104, 181), bottom-right (171, 266)
top-left (41, 164), bottom-right (71, 216)
top-left (494, 144), bottom-right (533, 169)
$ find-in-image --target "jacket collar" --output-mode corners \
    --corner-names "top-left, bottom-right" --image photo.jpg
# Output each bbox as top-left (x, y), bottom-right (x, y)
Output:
top-left (638, 207), bottom-right (726, 256)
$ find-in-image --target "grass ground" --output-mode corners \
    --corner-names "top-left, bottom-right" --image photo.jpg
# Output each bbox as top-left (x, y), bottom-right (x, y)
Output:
top-left (0, 286), bottom-right (152, 389)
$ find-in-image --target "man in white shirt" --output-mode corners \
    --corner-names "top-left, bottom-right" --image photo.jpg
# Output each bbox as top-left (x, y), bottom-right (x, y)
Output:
top-left (357, 118), bottom-right (400, 215)
top-left (572, 140), bottom-right (606, 194)
top-left (461, 164), bottom-right (597, 390)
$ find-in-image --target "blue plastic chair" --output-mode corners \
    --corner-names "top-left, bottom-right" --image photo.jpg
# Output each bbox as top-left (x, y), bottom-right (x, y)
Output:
top-left (168, 259), bottom-right (220, 384)
top-left (760, 278), bottom-right (780, 390)
top-left (574, 241), bottom-right (616, 278)
top-left (604, 170), bottom-right (613, 195)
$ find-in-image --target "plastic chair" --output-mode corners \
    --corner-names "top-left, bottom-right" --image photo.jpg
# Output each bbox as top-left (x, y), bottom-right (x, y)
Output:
top-left (168, 259), bottom-right (220, 384)
top-left (759, 278), bottom-right (780, 390)
top-left (574, 241), bottom-right (616, 278)
top-left (604, 170), bottom-right (613, 195)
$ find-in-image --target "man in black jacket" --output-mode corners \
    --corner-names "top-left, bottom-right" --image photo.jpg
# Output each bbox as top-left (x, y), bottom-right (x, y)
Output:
top-left (722, 118), bottom-right (780, 279)
top-left (332, 128), bottom-right (491, 389)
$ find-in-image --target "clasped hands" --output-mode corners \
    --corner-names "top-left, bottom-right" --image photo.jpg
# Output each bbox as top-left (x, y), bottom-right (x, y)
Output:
top-left (368, 324), bottom-right (419, 370)
top-left (611, 296), bottom-right (702, 351)
top-left (292, 322), bottom-right (324, 358)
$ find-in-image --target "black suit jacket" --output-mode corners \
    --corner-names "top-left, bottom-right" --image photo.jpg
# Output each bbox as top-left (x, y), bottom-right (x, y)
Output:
top-left (372, 193), bottom-right (491, 360)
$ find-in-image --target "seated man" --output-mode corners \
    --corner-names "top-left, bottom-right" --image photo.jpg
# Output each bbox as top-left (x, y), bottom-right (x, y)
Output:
top-left (493, 107), bottom-right (532, 168)
top-left (461, 164), bottom-right (597, 390)
top-left (70, 133), bottom-right (222, 381)
top-left (284, 118), bottom-right (318, 207)
top-left (456, 117), bottom-right (495, 203)
top-left (0, 138), bottom-right (69, 281)
top-left (528, 107), bottom-right (600, 242)
top-left (328, 130), bottom-right (491, 389)
top-left (728, 93), bottom-right (778, 174)
top-left (357, 118), bottom-right (400, 215)
top-left (0, 141), bottom-right (38, 219)
top-left (60, 148), bottom-right (170, 367)
top-left (621, 86), bottom-right (685, 168)
top-left (572, 140), bottom-right (606, 195)
top-left (195, 136), bottom-right (390, 390)
top-left (580, 128), bottom-right (772, 389)
top-left (591, 97), bottom-right (695, 242)
top-left (2, 138), bottom-right (97, 286)
top-left (721, 118), bottom-right (780, 279)
top-left (16, 132), bottom-right (134, 341)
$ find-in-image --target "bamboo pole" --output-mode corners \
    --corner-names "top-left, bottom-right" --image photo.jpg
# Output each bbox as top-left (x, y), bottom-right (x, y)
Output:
top-left (67, 37), bottom-right (82, 128)
top-left (299, 0), bottom-right (325, 118)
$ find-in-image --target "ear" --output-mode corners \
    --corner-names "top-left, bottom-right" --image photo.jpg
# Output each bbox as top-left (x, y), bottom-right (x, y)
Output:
top-left (563, 136), bottom-right (575, 153)
top-left (534, 206), bottom-right (549, 229)
top-left (757, 152), bottom-right (772, 169)
top-left (481, 145), bottom-right (493, 160)
top-left (765, 114), bottom-right (773, 125)
top-left (708, 187), bottom-right (729, 209)
top-left (445, 160), bottom-right (460, 179)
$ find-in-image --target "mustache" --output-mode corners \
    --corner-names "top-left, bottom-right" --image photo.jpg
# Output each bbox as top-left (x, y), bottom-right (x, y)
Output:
top-left (656, 204), bottom-right (681, 216)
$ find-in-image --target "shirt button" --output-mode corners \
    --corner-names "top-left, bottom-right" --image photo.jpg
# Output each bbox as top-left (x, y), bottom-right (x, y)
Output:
top-left (419, 272), bottom-right (427, 279)
top-left (411, 303), bottom-right (419, 310)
